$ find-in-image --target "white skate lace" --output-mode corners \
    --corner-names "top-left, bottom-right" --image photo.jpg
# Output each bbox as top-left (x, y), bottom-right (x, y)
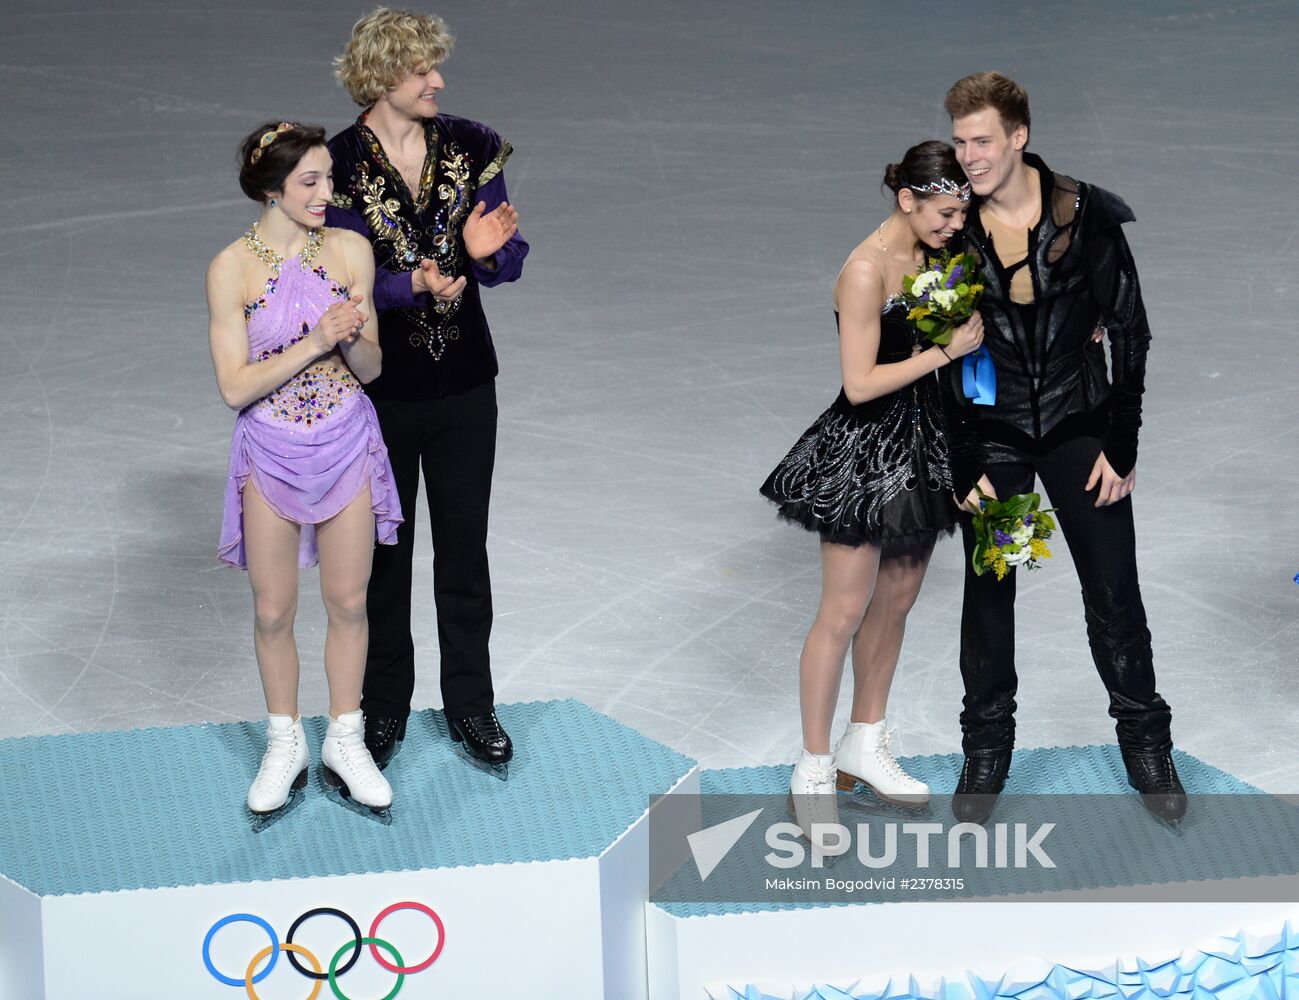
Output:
top-left (253, 729), bottom-right (300, 788)
top-left (876, 729), bottom-right (922, 787)
top-left (334, 727), bottom-right (385, 790)
top-left (795, 758), bottom-right (837, 794)
top-left (792, 759), bottom-right (841, 852)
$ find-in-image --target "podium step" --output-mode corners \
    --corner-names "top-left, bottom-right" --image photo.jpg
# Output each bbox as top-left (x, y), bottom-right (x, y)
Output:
top-left (0, 698), bottom-right (698, 998)
top-left (646, 747), bottom-right (1299, 998)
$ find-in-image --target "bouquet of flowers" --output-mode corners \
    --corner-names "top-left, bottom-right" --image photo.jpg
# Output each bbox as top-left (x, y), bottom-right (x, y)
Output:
top-left (900, 251), bottom-right (985, 346)
top-left (970, 491), bottom-right (1057, 580)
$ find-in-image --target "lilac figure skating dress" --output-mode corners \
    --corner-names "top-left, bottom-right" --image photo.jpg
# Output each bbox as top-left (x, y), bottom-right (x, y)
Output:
top-left (218, 228), bottom-right (402, 569)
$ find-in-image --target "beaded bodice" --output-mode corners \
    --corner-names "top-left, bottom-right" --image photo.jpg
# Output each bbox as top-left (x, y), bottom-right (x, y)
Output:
top-left (241, 227), bottom-right (357, 426)
top-left (833, 296), bottom-right (923, 365)
top-left (876, 295), bottom-right (923, 363)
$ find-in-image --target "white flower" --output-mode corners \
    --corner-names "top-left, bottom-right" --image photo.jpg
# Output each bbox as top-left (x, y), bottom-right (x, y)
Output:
top-left (930, 288), bottom-right (959, 311)
top-left (911, 271), bottom-right (941, 295)
top-left (1003, 546), bottom-right (1033, 567)
top-left (1010, 524), bottom-right (1033, 546)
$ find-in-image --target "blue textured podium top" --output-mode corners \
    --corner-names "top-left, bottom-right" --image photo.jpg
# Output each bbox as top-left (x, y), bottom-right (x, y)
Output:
top-left (0, 699), bottom-right (695, 896)
top-left (653, 746), bottom-right (1292, 918)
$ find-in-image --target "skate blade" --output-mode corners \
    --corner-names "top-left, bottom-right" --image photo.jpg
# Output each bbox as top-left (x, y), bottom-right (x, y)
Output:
top-left (1139, 800), bottom-right (1188, 834)
top-left (455, 744), bottom-right (510, 781)
top-left (835, 773), bottom-right (931, 816)
top-left (321, 768), bottom-right (393, 826)
top-left (247, 784), bottom-right (306, 834)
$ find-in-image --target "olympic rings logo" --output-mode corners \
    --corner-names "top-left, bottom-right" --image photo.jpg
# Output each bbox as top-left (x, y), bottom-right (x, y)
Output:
top-left (202, 901), bottom-right (445, 999)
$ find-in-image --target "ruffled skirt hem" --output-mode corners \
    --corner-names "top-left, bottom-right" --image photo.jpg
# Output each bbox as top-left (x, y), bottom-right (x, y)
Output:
top-left (767, 501), bottom-right (956, 557)
top-left (218, 395), bottom-right (403, 570)
top-left (759, 388), bottom-right (958, 561)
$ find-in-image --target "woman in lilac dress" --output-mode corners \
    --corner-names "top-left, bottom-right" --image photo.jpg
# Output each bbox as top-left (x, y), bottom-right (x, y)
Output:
top-left (206, 121), bottom-right (402, 818)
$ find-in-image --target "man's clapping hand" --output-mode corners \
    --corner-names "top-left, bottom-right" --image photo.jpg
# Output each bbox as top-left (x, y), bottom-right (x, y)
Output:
top-left (412, 259), bottom-right (467, 301)
top-left (463, 200), bottom-right (519, 263)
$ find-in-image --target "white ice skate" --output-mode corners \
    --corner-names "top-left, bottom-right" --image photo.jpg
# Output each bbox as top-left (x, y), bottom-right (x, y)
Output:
top-left (788, 749), bottom-right (845, 860)
top-left (246, 714), bottom-right (309, 829)
top-left (834, 719), bottom-right (929, 809)
top-left (321, 710), bottom-right (393, 821)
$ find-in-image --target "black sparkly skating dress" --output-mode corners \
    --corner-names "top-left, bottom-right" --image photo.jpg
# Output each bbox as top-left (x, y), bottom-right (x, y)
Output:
top-left (760, 295), bottom-right (957, 556)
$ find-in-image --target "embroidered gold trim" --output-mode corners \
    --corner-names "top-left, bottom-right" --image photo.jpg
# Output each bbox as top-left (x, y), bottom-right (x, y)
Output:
top-left (430, 146), bottom-right (471, 265)
top-left (329, 192), bottom-right (353, 209)
top-left (476, 140), bottom-right (513, 187)
top-left (414, 122), bottom-right (439, 213)
top-left (441, 148), bottom-right (472, 227)
top-left (354, 162), bottom-right (421, 267)
top-left (241, 223), bottom-right (323, 275)
top-left (357, 120), bottom-right (438, 213)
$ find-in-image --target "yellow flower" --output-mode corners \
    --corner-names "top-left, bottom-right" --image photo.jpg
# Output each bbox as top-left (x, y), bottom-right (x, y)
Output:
top-left (1030, 539), bottom-right (1052, 560)
top-left (981, 547), bottom-right (998, 566)
top-left (993, 557), bottom-right (1008, 581)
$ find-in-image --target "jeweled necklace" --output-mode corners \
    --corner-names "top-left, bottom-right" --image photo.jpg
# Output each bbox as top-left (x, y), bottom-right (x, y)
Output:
top-left (876, 223), bottom-right (921, 264)
top-left (242, 222), bottom-right (323, 275)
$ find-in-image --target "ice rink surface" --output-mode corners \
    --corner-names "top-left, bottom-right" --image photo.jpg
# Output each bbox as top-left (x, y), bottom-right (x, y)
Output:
top-left (1, 0), bottom-right (1296, 789)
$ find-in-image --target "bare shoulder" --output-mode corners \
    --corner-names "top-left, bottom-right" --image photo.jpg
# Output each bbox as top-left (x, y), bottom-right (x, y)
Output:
top-left (329, 225), bottom-right (371, 251)
top-left (325, 227), bottom-right (373, 276)
top-left (325, 227), bottom-right (371, 257)
top-left (835, 254), bottom-right (887, 311)
top-left (209, 237), bottom-right (246, 270)
top-left (206, 240), bottom-right (248, 292)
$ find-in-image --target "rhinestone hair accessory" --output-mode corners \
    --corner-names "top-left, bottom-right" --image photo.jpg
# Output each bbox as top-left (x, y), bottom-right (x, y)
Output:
top-left (908, 177), bottom-right (972, 202)
top-left (249, 122), bottom-right (297, 164)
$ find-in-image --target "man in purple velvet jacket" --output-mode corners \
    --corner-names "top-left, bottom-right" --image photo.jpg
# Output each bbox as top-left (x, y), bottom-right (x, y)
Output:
top-left (327, 7), bottom-right (529, 774)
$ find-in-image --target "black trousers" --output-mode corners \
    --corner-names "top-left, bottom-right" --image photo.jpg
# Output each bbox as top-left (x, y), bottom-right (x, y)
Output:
top-left (958, 420), bottom-right (1172, 756)
top-left (363, 380), bottom-right (497, 720)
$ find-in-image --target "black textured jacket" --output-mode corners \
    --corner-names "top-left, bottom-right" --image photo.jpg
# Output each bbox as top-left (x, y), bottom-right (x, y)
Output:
top-left (940, 153), bottom-right (1151, 497)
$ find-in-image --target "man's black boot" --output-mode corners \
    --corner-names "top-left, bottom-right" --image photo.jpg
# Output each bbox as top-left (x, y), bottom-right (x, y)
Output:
top-left (445, 708), bottom-right (513, 768)
top-left (363, 716), bottom-right (407, 771)
top-left (1122, 749), bottom-right (1187, 824)
top-left (952, 751), bottom-right (1011, 825)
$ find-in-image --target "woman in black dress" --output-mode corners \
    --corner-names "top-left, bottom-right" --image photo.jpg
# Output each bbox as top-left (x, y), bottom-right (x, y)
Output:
top-left (762, 141), bottom-right (983, 830)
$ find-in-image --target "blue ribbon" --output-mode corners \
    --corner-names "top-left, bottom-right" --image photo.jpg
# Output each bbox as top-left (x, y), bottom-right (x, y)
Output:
top-left (962, 344), bottom-right (996, 405)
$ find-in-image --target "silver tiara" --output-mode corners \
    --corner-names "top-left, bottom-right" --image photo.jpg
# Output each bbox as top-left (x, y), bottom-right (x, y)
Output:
top-left (908, 178), bottom-right (972, 202)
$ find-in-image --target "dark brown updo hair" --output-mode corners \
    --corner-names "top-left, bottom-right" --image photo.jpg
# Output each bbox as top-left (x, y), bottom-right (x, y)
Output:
top-left (882, 140), bottom-right (965, 200)
top-left (237, 121), bottom-right (328, 202)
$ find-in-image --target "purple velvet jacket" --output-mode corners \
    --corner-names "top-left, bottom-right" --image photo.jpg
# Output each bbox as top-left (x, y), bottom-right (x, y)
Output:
top-left (327, 112), bottom-right (528, 400)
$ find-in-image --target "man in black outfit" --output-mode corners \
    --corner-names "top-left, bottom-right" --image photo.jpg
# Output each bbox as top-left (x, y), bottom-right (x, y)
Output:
top-left (326, 9), bottom-right (528, 772)
top-left (939, 72), bottom-right (1184, 823)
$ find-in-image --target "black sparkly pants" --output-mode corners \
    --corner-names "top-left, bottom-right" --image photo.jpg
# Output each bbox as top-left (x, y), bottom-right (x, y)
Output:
top-left (957, 424), bottom-right (1172, 756)
top-left (362, 381), bottom-right (497, 720)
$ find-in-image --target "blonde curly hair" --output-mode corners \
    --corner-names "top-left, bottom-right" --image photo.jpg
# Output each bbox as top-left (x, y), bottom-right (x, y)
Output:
top-left (334, 8), bottom-right (455, 107)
